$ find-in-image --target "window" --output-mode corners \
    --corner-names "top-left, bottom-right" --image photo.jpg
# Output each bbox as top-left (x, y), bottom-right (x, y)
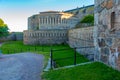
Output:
top-left (111, 12), bottom-right (115, 30)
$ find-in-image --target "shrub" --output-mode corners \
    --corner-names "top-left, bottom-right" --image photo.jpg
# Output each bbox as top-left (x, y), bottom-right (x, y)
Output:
top-left (80, 15), bottom-right (94, 23)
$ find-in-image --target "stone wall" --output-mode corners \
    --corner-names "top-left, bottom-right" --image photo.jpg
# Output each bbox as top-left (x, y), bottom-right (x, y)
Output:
top-left (8, 32), bottom-right (23, 41)
top-left (24, 29), bottom-right (68, 45)
top-left (68, 27), bottom-right (94, 60)
top-left (94, 0), bottom-right (120, 70)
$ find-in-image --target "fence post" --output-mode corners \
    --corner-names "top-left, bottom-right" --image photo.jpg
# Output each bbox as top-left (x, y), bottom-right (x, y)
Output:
top-left (74, 47), bottom-right (77, 65)
top-left (35, 46), bottom-right (36, 51)
top-left (50, 48), bottom-right (53, 69)
top-left (21, 48), bottom-right (22, 52)
top-left (14, 50), bottom-right (15, 53)
top-left (42, 44), bottom-right (44, 51)
top-left (8, 50), bottom-right (9, 54)
top-left (28, 48), bottom-right (30, 51)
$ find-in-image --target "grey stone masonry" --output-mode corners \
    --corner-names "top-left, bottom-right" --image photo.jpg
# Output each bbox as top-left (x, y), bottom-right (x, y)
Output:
top-left (68, 27), bottom-right (94, 60)
top-left (94, 0), bottom-right (120, 70)
top-left (24, 29), bottom-right (68, 45)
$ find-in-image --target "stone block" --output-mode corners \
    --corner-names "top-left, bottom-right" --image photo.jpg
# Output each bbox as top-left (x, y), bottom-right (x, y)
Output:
top-left (112, 38), bottom-right (120, 48)
top-left (99, 32), bottom-right (106, 37)
top-left (101, 55), bottom-right (109, 64)
top-left (117, 54), bottom-right (120, 70)
top-left (110, 48), bottom-right (116, 53)
top-left (101, 47), bottom-right (110, 55)
top-left (118, 46), bottom-right (120, 52)
top-left (106, 0), bottom-right (113, 9)
top-left (105, 38), bottom-right (113, 46)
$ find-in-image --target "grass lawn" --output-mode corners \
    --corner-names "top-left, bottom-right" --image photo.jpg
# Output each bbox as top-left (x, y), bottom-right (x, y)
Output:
top-left (42, 62), bottom-right (120, 80)
top-left (0, 41), bottom-right (88, 67)
top-left (52, 49), bottom-right (88, 67)
top-left (1, 41), bottom-right (120, 80)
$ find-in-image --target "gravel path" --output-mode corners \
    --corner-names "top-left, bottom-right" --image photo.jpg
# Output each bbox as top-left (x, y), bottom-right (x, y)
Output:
top-left (0, 53), bottom-right (44, 80)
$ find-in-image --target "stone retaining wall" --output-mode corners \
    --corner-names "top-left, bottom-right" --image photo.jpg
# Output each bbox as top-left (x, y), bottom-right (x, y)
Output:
top-left (68, 27), bottom-right (94, 60)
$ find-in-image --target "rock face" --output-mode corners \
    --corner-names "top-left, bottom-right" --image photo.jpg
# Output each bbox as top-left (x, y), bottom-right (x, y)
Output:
top-left (94, 0), bottom-right (120, 70)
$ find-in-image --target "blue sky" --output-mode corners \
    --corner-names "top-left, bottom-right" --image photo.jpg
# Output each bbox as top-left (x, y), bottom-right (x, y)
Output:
top-left (0, 0), bottom-right (94, 32)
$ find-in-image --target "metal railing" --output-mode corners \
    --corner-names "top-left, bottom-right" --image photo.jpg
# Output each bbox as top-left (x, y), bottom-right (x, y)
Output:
top-left (50, 46), bottom-right (95, 69)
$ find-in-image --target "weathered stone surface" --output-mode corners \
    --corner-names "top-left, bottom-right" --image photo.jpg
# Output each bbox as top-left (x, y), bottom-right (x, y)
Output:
top-left (101, 47), bottom-right (110, 55)
top-left (110, 48), bottom-right (116, 53)
top-left (106, 0), bottom-right (113, 9)
top-left (95, 0), bottom-right (120, 71)
top-left (68, 27), bottom-right (95, 61)
top-left (105, 38), bottom-right (113, 46)
top-left (99, 32), bottom-right (106, 37)
top-left (101, 55), bottom-right (109, 64)
top-left (24, 29), bottom-right (68, 45)
top-left (118, 46), bottom-right (120, 52)
top-left (117, 54), bottom-right (120, 70)
top-left (112, 38), bottom-right (120, 48)
top-left (98, 39), bottom-right (106, 47)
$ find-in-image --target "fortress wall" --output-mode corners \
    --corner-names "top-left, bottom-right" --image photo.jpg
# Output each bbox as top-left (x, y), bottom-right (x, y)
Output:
top-left (68, 27), bottom-right (94, 60)
top-left (94, 0), bottom-right (120, 70)
top-left (24, 29), bottom-right (68, 45)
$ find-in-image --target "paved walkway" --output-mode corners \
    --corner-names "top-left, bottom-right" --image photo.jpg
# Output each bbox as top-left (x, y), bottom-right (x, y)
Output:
top-left (0, 53), bottom-right (44, 80)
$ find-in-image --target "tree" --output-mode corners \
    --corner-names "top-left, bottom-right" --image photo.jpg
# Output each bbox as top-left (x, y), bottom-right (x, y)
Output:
top-left (0, 18), bottom-right (9, 37)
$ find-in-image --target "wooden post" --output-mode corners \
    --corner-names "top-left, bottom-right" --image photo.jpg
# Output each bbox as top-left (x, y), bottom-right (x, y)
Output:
top-left (74, 47), bottom-right (77, 65)
top-left (50, 48), bottom-right (53, 69)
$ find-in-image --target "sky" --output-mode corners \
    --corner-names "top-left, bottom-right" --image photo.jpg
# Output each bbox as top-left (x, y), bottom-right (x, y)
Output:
top-left (0, 0), bottom-right (94, 32)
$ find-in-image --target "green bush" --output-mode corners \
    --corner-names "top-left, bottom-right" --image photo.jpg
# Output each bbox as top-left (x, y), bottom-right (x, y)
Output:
top-left (80, 15), bottom-right (94, 23)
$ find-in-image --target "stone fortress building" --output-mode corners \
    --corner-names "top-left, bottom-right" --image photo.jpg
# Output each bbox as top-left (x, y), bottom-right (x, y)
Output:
top-left (94, 0), bottom-right (120, 70)
top-left (24, 5), bottom-right (94, 45)
top-left (28, 11), bottom-right (79, 30)
top-left (24, 11), bottom-right (79, 45)
top-left (24, 1), bottom-right (120, 71)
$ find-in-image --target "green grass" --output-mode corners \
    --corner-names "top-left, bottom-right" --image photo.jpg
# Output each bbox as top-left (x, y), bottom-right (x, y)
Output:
top-left (1, 41), bottom-right (120, 80)
top-left (42, 62), bottom-right (120, 80)
top-left (0, 41), bottom-right (88, 67)
top-left (53, 49), bottom-right (88, 67)
top-left (0, 41), bottom-right (68, 53)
